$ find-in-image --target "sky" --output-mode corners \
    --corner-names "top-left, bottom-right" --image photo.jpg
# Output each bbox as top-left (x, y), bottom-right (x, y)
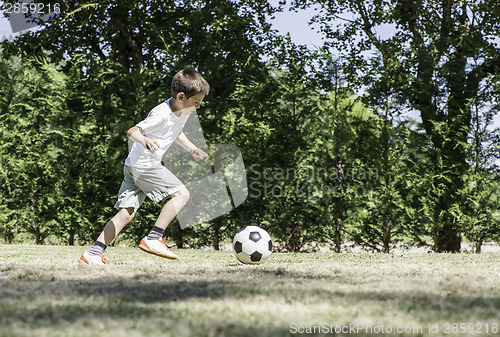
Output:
top-left (0, 15), bottom-right (13, 37)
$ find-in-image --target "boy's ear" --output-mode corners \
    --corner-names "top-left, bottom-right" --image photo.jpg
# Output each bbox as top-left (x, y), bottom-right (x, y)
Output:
top-left (177, 92), bottom-right (187, 101)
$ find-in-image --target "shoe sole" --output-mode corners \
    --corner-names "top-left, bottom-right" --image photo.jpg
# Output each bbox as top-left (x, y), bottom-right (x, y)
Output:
top-left (138, 243), bottom-right (178, 260)
top-left (78, 257), bottom-right (107, 266)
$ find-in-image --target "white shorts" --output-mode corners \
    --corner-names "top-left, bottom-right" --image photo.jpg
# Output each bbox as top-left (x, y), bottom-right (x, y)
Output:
top-left (114, 165), bottom-right (185, 212)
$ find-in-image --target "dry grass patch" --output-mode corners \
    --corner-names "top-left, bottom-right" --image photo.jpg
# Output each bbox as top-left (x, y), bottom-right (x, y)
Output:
top-left (0, 245), bottom-right (500, 336)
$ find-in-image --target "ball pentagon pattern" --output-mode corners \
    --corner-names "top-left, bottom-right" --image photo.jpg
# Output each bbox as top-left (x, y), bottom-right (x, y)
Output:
top-left (249, 231), bottom-right (261, 242)
top-left (232, 226), bottom-right (272, 264)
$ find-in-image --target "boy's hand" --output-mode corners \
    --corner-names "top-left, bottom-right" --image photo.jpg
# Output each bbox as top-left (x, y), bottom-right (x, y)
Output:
top-left (191, 148), bottom-right (208, 161)
top-left (128, 126), bottom-right (160, 154)
top-left (143, 138), bottom-right (160, 154)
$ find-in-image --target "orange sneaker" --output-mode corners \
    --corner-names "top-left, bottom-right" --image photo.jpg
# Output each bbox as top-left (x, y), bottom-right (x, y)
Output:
top-left (138, 236), bottom-right (178, 260)
top-left (79, 251), bottom-right (108, 265)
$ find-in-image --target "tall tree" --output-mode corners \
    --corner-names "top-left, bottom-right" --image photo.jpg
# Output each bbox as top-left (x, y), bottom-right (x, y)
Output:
top-left (453, 79), bottom-right (500, 252)
top-left (294, 0), bottom-right (500, 251)
top-left (0, 50), bottom-right (68, 244)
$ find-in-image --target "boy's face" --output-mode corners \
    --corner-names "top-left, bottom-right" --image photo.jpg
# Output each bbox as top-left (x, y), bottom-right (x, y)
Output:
top-left (176, 92), bottom-right (205, 116)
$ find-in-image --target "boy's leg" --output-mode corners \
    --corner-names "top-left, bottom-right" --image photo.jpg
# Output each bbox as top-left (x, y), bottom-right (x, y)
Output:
top-left (96, 207), bottom-right (136, 245)
top-left (139, 187), bottom-right (190, 259)
top-left (154, 187), bottom-right (190, 230)
top-left (80, 207), bottom-right (135, 265)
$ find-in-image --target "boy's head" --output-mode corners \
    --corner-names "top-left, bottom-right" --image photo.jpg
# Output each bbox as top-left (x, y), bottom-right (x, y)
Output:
top-left (171, 69), bottom-right (210, 99)
top-left (170, 69), bottom-right (209, 115)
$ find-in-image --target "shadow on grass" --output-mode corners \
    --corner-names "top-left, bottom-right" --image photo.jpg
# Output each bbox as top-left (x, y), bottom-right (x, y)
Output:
top-left (2, 264), bottom-right (500, 305)
top-left (0, 278), bottom-right (288, 337)
top-left (1, 263), bottom-right (500, 337)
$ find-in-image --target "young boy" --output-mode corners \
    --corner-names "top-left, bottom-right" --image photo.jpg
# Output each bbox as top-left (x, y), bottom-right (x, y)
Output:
top-left (80, 69), bottom-right (210, 265)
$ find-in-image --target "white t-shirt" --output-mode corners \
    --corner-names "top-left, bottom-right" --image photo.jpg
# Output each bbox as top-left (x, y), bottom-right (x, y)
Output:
top-left (125, 98), bottom-right (189, 168)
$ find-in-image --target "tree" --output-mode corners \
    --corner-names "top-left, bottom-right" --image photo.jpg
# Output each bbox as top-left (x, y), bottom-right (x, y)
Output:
top-left (0, 49), bottom-right (68, 244)
top-left (227, 62), bottom-right (318, 251)
top-left (453, 80), bottom-right (500, 252)
top-left (294, 0), bottom-right (500, 251)
top-left (298, 56), bottom-right (380, 252)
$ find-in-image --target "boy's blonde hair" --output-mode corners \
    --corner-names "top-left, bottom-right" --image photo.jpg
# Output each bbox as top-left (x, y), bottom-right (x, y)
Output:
top-left (171, 69), bottom-right (210, 98)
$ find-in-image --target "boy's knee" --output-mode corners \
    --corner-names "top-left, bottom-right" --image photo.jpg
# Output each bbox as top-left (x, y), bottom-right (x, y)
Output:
top-left (175, 187), bottom-right (190, 202)
top-left (124, 207), bottom-right (136, 222)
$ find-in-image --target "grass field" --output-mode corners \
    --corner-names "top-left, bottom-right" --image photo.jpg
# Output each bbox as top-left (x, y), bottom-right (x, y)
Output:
top-left (1, 245), bottom-right (500, 337)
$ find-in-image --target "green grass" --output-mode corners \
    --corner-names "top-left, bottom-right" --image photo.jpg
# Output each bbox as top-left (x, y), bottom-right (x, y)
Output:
top-left (1, 245), bottom-right (500, 337)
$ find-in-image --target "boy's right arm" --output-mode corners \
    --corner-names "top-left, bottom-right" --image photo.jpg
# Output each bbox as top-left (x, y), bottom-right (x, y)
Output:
top-left (127, 126), bottom-right (160, 153)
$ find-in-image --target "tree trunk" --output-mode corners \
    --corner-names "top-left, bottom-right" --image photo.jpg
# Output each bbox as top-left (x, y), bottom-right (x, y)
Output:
top-left (175, 235), bottom-right (184, 249)
top-left (333, 215), bottom-right (341, 253)
top-left (435, 227), bottom-right (461, 253)
top-left (213, 221), bottom-right (220, 251)
top-left (68, 230), bottom-right (75, 246)
top-left (475, 237), bottom-right (483, 254)
top-left (383, 219), bottom-right (391, 253)
top-left (35, 225), bottom-right (41, 245)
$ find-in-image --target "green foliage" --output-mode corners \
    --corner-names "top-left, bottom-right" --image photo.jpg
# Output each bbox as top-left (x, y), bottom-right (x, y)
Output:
top-left (453, 172), bottom-right (500, 252)
top-left (226, 64), bottom-right (319, 251)
top-left (0, 50), bottom-right (68, 243)
top-left (0, 46), bottom-right (168, 245)
top-left (294, 0), bottom-right (500, 251)
top-left (454, 90), bottom-right (500, 252)
top-left (0, 1), bottom-right (499, 252)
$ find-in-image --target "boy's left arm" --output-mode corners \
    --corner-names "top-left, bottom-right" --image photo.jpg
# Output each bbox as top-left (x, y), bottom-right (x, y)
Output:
top-left (175, 131), bottom-right (208, 161)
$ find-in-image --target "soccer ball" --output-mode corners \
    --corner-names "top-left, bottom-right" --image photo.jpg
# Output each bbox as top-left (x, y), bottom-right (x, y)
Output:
top-left (232, 226), bottom-right (272, 264)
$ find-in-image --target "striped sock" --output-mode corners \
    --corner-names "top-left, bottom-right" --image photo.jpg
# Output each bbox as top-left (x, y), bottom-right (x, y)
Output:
top-left (147, 226), bottom-right (165, 240)
top-left (88, 241), bottom-right (107, 255)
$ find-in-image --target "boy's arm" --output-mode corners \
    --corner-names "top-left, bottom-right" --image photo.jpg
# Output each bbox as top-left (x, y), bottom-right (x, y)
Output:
top-left (127, 126), bottom-right (160, 153)
top-left (176, 131), bottom-right (208, 161)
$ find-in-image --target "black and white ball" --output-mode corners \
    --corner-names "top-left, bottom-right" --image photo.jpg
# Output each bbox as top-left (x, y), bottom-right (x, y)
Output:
top-left (232, 226), bottom-right (272, 264)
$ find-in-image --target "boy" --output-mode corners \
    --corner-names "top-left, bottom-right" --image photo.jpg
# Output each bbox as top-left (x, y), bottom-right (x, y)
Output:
top-left (80, 69), bottom-right (210, 265)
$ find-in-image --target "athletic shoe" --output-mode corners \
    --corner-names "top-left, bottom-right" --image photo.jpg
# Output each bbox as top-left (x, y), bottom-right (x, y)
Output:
top-left (79, 251), bottom-right (108, 265)
top-left (138, 236), bottom-right (178, 260)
